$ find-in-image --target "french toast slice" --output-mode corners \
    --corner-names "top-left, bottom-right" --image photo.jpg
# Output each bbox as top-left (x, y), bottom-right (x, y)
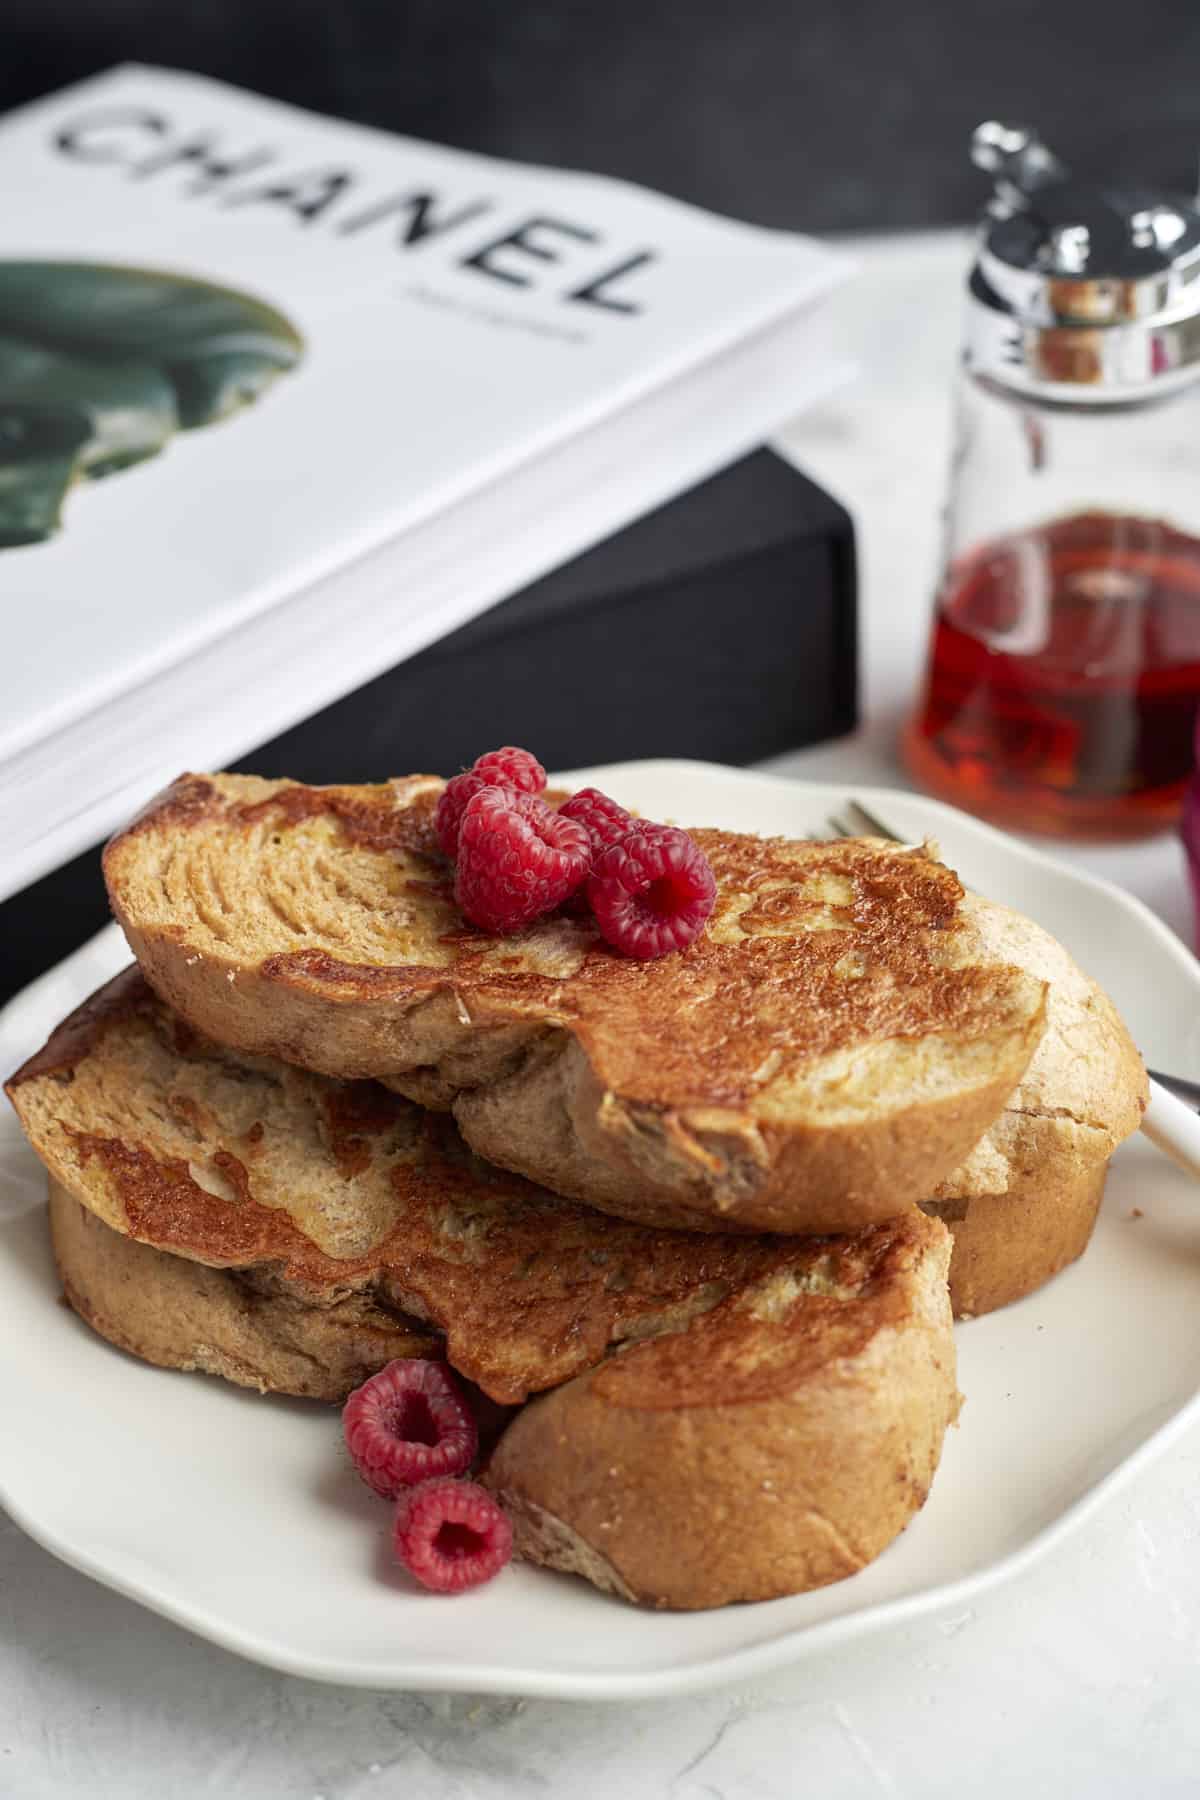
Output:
top-left (7, 972), bottom-right (957, 1605)
top-left (485, 1210), bottom-right (956, 1608)
top-left (45, 1175), bottom-right (955, 1610)
top-left (103, 773), bottom-right (1049, 1235)
top-left (921, 893), bottom-right (1146, 1316)
top-left (43, 1179), bottom-right (436, 1404)
top-left (8, 972), bottom-right (959, 1607)
top-left (5, 967), bottom-right (946, 1409)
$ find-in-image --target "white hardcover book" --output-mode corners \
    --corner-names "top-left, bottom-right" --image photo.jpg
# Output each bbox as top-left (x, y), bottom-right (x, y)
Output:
top-left (0, 66), bottom-right (851, 898)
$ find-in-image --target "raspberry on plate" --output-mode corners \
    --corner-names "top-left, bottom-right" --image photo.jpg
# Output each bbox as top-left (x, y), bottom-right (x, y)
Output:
top-left (434, 746), bottom-right (547, 859)
top-left (455, 788), bottom-right (589, 934)
top-left (342, 1360), bottom-right (478, 1498)
top-left (587, 824), bottom-right (717, 960)
top-left (393, 1477), bottom-right (513, 1594)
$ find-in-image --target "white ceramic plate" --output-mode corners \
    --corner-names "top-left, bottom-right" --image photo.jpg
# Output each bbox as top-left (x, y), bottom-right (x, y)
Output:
top-left (2, 760), bottom-right (1200, 1700)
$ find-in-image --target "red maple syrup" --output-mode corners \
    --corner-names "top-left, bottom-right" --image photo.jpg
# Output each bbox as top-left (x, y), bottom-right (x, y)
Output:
top-left (905, 511), bottom-right (1200, 839)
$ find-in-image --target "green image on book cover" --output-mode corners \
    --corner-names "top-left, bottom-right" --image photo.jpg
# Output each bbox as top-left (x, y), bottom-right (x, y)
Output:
top-left (0, 263), bottom-right (304, 549)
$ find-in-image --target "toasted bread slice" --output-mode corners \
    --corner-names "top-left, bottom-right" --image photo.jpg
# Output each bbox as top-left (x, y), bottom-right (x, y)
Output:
top-left (922, 895), bottom-right (1146, 1316)
top-left (922, 1163), bottom-right (1109, 1319)
top-left (44, 1179), bottom-right (435, 1401)
top-left (9, 972), bottom-right (959, 1607)
top-left (44, 1179), bottom-right (955, 1609)
top-left (485, 1207), bottom-right (957, 1608)
top-left (103, 773), bottom-right (1049, 1234)
top-left (6, 968), bottom-right (944, 1409)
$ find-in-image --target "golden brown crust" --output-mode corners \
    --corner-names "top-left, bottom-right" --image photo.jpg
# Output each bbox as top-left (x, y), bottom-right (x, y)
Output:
top-left (923, 894), bottom-right (1146, 1316)
top-left (48, 1172), bottom-right (958, 1608)
top-left (9, 971), bottom-right (951, 1407)
top-left (18, 979), bottom-right (960, 1609)
top-left (933, 893), bottom-right (1146, 1195)
top-left (13, 963), bottom-right (153, 1083)
top-left (924, 1154), bottom-right (1109, 1316)
top-left (47, 1182), bottom-right (433, 1401)
top-left (103, 773), bottom-right (1050, 1233)
top-left (484, 1209), bottom-right (960, 1609)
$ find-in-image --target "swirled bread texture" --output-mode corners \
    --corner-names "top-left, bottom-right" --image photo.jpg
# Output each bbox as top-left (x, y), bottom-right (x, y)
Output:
top-left (103, 773), bottom-right (1050, 1235)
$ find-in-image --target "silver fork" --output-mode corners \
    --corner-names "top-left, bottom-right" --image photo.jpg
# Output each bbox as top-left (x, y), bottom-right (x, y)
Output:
top-left (813, 800), bottom-right (1200, 1177)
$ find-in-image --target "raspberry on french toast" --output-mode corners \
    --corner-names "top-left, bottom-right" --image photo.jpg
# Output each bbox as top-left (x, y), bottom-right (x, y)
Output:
top-left (102, 773), bottom-right (1051, 1236)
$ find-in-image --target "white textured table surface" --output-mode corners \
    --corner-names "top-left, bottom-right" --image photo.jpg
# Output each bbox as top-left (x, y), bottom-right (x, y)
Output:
top-left (5, 231), bottom-right (1200, 1800)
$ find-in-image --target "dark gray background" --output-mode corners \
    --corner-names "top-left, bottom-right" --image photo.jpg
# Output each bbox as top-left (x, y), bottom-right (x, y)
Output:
top-left (6, 0), bottom-right (1200, 231)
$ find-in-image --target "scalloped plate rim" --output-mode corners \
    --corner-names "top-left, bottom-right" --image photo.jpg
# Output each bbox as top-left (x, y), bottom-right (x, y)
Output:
top-left (1, 758), bottom-right (1197, 1700)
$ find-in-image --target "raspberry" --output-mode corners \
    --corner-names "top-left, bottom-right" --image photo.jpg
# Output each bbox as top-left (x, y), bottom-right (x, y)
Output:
top-left (393, 1477), bottom-right (513, 1594)
top-left (434, 747), bottom-right (546, 859)
top-left (587, 825), bottom-right (717, 960)
top-left (342, 1360), bottom-right (478, 1499)
top-left (471, 746), bottom-right (546, 795)
top-left (558, 787), bottom-right (634, 859)
top-left (557, 787), bottom-right (635, 914)
top-left (455, 788), bottom-right (589, 934)
top-left (435, 770), bottom-right (497, 860)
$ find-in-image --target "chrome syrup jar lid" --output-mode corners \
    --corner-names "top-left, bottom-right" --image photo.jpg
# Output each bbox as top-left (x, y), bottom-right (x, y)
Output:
top-left (966, 121), bottom-right (1200, 403)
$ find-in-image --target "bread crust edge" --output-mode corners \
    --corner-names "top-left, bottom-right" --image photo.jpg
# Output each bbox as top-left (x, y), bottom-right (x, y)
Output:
top-left (46, 1181), bottom-right (432, 1402)
top-left (484, 1216), bottom-right (959, 1609)
top-left (112, 910), bottom-right (1047, 1236)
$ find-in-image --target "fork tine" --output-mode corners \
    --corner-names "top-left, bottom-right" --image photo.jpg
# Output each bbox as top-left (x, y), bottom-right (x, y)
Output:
top-left (842, 799), bottom-right (904, 841)
top-left (811, 802), bottom-right (911, 844)
top-left (818, 803), bottom-right (909, 844)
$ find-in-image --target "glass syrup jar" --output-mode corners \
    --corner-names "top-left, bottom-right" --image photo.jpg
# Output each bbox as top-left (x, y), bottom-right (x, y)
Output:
top-left (905, 121), bottom-right (1200, 840)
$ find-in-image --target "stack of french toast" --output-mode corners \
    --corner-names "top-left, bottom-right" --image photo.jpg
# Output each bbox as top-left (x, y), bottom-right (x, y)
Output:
top-left (5, 766), bottom-right (1147, 1609)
